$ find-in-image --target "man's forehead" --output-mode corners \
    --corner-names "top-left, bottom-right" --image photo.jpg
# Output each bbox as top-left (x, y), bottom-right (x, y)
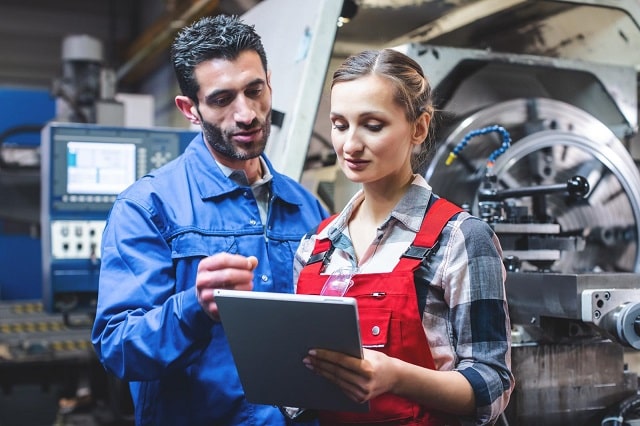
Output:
top-left (194, 52), bottom-right (267, 93)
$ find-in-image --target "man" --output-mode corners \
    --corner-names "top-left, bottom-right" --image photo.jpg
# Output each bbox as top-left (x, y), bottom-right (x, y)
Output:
top-left (91, 14), bottom-right (328, 425)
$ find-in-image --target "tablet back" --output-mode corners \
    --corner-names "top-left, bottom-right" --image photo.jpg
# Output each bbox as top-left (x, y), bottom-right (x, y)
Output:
top-left (214, 289), bottom-right (369, 413)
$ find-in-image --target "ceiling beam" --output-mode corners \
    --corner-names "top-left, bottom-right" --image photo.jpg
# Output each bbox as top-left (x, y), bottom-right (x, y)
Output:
top-left (387, 0), bottom-right (528, 46)
top-left (117, 0), bottom-right (221, 86)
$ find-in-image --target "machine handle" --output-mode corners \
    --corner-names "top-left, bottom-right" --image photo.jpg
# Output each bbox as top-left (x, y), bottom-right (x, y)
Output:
top-left (479, 175), bottom-right (589, 201)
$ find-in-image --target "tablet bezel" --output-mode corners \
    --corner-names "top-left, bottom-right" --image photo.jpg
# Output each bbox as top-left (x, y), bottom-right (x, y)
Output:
top-left (214, 289), bottom-right (369, 413)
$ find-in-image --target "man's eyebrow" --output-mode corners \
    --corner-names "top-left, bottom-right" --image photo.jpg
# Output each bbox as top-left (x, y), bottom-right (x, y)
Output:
top-left (204, 78), bottom-right (267, 104)
top-left (246, 77), bottom-right (267, 87)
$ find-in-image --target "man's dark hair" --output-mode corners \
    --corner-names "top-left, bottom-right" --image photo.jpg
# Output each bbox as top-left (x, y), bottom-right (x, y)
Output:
top-left (171, 15), bottom-right (268, 103)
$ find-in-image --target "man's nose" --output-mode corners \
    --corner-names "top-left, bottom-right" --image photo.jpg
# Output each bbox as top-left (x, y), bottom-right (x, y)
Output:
top-left (233, 95), bottom-right (257, 125)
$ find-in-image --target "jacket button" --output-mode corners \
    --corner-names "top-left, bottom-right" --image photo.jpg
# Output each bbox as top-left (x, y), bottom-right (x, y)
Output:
top-left (371, 325), bottom-right (380, 336)
top-left (249, 219), bottom-right (257, 225)
top-left (261, 275), bottom-right (269, 282)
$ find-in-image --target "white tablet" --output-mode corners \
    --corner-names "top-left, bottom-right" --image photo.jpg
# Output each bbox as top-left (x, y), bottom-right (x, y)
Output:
top-left (214, 289), bottom-right (369, 413)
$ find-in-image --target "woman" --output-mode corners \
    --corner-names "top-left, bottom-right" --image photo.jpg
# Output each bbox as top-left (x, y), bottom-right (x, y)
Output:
top-left (294, 49), bottom-right (514, 425)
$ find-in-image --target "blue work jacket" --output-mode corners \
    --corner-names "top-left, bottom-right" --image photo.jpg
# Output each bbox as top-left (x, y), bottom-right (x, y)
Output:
top-left (91, 133), bottom-right (328, 425)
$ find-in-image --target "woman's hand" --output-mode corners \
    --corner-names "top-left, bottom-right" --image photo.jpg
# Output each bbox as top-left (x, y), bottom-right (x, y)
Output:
top-left (303, 347), bottom-right (476, 416)
top-left (303, 348), bottom-right (398, 403)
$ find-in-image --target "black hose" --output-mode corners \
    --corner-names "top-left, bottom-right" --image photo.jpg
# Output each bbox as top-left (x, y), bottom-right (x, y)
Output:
top-left (601, 393), bottom-right (640, 426)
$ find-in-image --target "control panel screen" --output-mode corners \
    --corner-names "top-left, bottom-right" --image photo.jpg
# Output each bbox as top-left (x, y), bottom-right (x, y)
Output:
top-left (45, 124), bottom-right (197, 213)
top-left (66, 141), bottom-right (136, 195)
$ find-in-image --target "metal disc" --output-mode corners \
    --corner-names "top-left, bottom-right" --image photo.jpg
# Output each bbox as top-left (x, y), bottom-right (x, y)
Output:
top-left (426, 98), bottom-right (640, 273)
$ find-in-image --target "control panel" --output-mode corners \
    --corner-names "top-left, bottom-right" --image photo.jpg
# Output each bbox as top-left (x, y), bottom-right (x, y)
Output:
top-left (40, 123), bottom-right (197, 312)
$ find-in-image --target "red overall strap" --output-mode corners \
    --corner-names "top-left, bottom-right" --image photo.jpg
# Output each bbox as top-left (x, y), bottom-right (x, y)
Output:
top-left (317, 214), bottom-right (338, 232)
top-left (413, 198), bottom-right (463, 248)
top-left (395, 197), bottom-right (463, 272)
top-left (308, 198), bottom-right (463, 268)
top-left (306, 214), bottom-right (337, 264)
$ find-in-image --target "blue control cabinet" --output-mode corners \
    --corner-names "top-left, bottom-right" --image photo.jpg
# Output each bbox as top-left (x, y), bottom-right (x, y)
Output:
top-left (0, 87), bottom-right (55, 300)
top-left (40, 123), bottom-right (196, 312)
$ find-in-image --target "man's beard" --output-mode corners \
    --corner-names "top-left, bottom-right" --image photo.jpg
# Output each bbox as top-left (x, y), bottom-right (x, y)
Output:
top-left (201, 112), bottom-right (271, 161)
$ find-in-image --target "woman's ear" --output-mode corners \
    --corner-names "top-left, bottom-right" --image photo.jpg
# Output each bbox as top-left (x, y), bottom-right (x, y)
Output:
top-left (412, 111), bottom-right (431, 145)
top-left (175, 95), bottom-right (201, 125)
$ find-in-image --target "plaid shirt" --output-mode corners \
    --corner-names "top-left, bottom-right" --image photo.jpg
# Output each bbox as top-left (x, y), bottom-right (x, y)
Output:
top-left (294, 174), bottom-right (514, 426)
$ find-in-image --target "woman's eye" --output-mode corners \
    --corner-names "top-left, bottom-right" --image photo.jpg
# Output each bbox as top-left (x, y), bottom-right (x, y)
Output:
top-left (332, 122), bottom-right (347, 131)
top-left (365, 123), bottom-right (383, 132)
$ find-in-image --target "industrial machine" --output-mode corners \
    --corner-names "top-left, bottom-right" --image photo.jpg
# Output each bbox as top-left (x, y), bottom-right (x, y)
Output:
top-left (40, 123), bottom-right (196, 314)
top-left (407, 43), bottom-right (640, 425)
top-left (53, 34), bottom-right (124, 126)
top-left (0, 123), bottom-right (195, 424)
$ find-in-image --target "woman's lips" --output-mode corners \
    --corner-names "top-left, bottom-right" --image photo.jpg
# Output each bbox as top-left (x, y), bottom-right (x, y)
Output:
top-left (344, 158), bottom-right (369, 170)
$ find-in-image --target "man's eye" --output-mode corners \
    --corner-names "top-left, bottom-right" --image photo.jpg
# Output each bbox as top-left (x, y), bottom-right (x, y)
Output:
top-left (246, 88), bottom-right (263, 98)
top-left (212, 96), bottom-right (232, 107)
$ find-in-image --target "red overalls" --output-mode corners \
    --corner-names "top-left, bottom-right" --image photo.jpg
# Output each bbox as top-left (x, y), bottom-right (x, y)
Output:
top-left (297, 198), bottom-right (463, 426)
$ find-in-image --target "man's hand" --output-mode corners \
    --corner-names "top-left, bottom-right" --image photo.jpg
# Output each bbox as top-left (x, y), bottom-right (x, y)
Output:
top-left (195, 252), bottom-right (258, 320)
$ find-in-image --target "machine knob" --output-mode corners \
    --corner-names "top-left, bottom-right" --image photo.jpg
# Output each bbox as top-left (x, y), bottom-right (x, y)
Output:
top-left (504, 255), bottom-right (522, 272)
top-left (566, 175), bottom-right (590, 199)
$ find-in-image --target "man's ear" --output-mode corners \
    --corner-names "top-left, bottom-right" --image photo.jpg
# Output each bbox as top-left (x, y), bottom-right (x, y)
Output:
top-left (175, 95), bottom-right (200, 125)
top-left (266, 69), bottom-right (273, 92)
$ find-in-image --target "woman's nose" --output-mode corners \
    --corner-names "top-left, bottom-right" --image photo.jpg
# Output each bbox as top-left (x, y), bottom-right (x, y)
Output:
top-left (342, 130), bottom-right (363, 154)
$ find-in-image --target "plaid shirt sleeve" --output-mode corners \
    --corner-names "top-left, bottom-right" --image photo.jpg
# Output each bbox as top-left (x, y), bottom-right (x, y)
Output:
top-left (420, 213), bottom-right (515, 425)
